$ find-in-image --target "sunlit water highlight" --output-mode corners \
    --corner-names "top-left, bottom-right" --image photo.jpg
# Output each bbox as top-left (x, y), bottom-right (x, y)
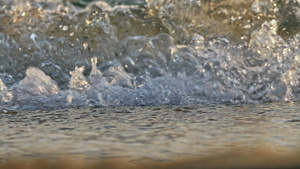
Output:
top-left (1, 102), bottom-right (300, 162)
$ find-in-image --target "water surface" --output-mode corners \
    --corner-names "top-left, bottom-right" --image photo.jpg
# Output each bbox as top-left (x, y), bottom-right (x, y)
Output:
top-left (1, 102), bottom-right (299, 162)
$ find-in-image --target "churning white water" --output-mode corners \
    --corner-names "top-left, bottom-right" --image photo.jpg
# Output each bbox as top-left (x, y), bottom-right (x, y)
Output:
top-left (0, 0), bottom-right (299, 111)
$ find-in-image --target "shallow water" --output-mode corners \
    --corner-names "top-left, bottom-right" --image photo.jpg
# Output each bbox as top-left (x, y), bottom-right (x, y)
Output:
top-left (1, 102), bottom-right (299, 162)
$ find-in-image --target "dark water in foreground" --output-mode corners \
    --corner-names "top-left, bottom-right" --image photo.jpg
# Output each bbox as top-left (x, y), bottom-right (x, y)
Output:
top-left (1, 102), bottom-right (299, 162)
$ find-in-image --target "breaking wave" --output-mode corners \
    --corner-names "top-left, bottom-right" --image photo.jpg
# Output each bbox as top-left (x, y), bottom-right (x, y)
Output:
top-left (0, 0), bottom-right (300, 111)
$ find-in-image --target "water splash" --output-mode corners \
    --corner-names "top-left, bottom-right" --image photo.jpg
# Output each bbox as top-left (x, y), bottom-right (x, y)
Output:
top-left (69, 66), bottom-right (90, 91)
top-left (0, 79), bottom-right (13, 104)
top-left (89, 57), bottom-right (102, 84)
top-left (15, 67), bottom-right (60, 96)
top-left (0, 0), bottom-right (299, 111)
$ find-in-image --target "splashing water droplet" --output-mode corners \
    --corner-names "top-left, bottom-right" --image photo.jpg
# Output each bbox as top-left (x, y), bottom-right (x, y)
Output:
top-left (69, 66), bottom-right (90, 91)
top-left (62, 25), bottom-right (68, 31)
top-left (0, 79), bottom-right (7, 92)
top-left (89, 57), bottom-right (102, 85)
top-left (16, 67), bottom-right (59, 96)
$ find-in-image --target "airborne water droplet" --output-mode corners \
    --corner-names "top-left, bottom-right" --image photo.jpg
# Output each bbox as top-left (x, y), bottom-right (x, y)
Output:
top-left (69, 66), bottom-right (90, 91)
top-left (62, 25), bottom-right (68, 31)
top-left (89, 57), bottom-right (102, 85)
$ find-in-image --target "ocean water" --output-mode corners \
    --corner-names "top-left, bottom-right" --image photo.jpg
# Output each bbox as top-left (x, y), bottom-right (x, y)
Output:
top-left (1, 103), bottom-right (300, 162)
top-left (0, 0), bottom-right (300, 162)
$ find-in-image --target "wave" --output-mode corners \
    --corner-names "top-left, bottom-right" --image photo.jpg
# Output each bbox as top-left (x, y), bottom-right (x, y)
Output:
top-left (0, 0), bottom-right (299, 111)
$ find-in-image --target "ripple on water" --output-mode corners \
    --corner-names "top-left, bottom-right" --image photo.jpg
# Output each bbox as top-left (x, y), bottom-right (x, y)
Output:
top-left (1, 102), bottom-right (299, 161)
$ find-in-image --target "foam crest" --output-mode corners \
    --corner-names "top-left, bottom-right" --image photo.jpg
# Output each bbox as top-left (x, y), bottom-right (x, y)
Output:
top-left (15, 67), bottom-right (59, 96)
top-left (0, 0), bottom-right (299, 111)
top-left (69, 66), bottom-right (90, 91)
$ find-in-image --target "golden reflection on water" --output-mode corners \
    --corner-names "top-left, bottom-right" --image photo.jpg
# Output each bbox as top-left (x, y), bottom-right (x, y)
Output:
top-left (0, 102), bottom-right (299, 163)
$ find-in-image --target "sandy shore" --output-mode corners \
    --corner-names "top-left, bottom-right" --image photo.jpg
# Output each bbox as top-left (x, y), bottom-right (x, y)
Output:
top-left (1, 151), bottom-right (300, 169)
